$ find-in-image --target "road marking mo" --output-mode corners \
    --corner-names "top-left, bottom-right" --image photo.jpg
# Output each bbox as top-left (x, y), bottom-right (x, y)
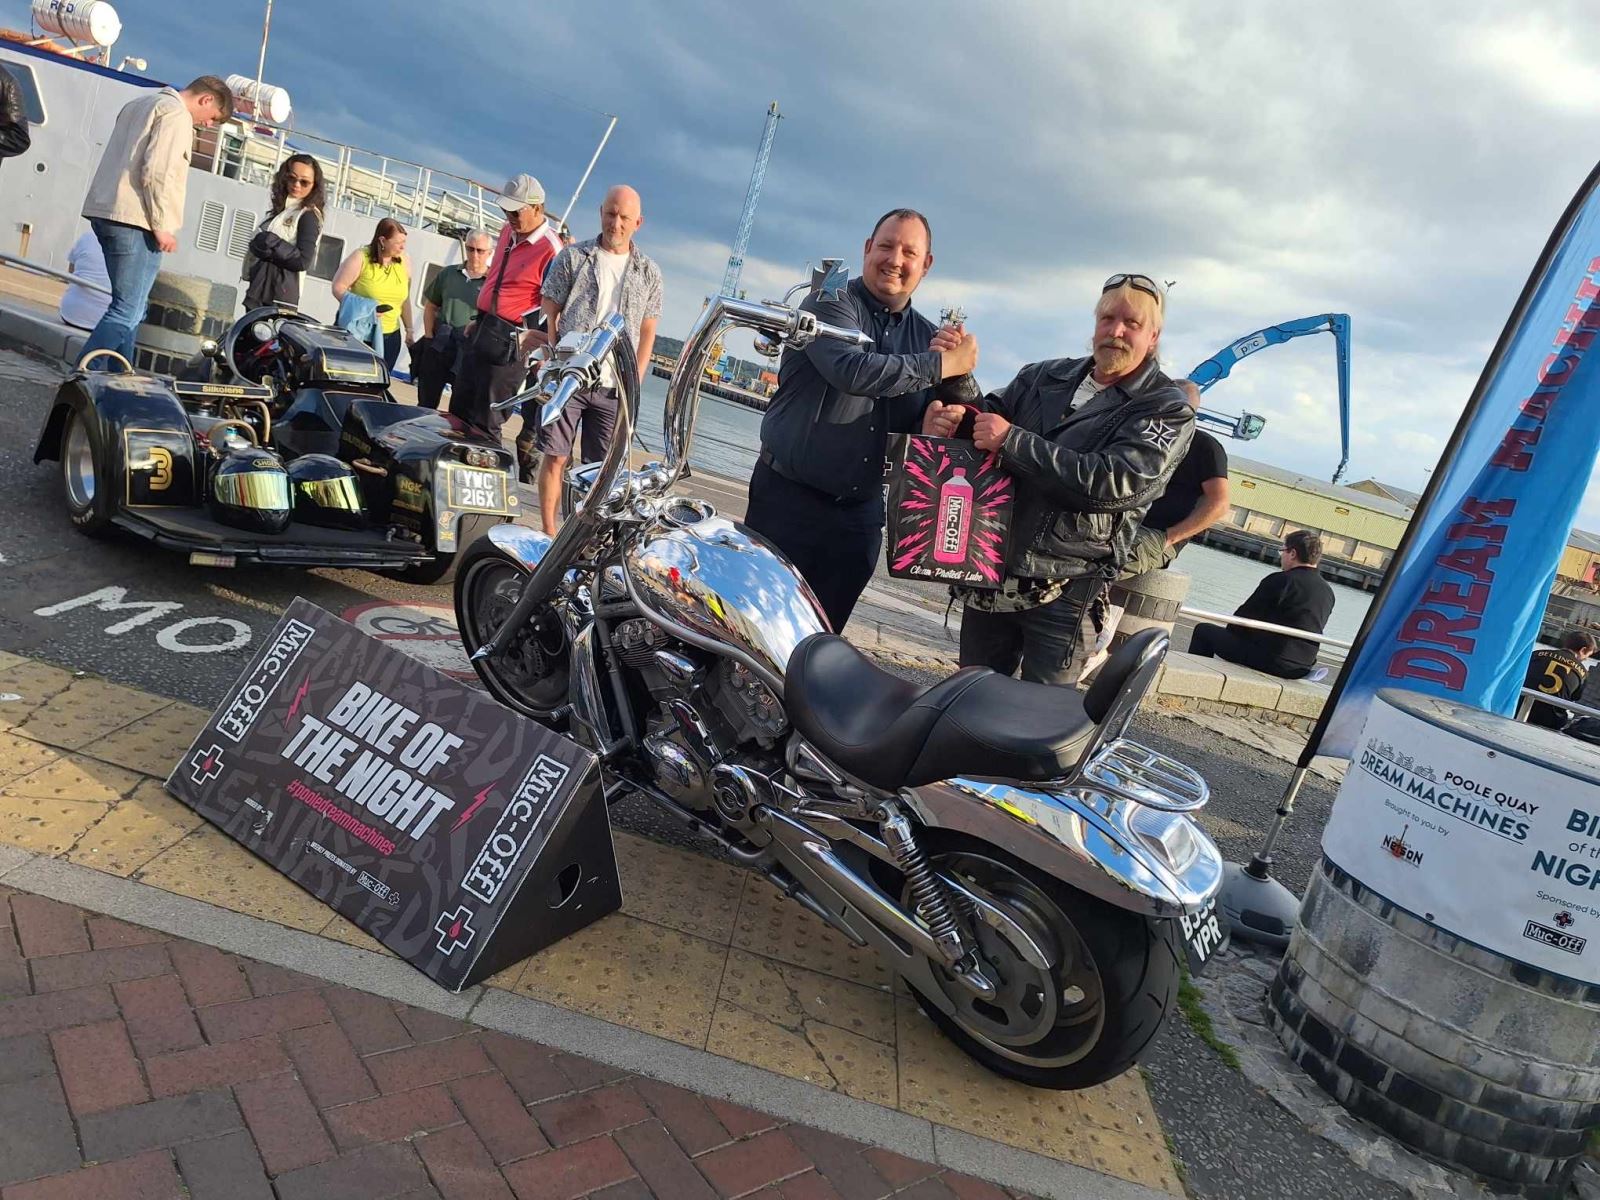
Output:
top-left (34, 587), bottom-right (253, 654)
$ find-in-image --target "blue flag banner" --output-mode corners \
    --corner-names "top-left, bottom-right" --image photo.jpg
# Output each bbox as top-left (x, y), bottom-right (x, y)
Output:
top-left (1315, 166), bottom-right (1600, 761)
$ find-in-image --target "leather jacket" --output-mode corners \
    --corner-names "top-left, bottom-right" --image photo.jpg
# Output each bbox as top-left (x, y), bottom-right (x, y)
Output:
top-left (987, 354), bottom-right (1194, 581)
top-left (0, 65), bottom-right (31, 163)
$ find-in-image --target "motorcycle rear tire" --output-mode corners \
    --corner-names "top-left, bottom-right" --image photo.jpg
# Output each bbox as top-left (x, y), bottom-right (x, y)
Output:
top-left (907, 841), bottom-right (1180, 1090)
top-left (454, 534), bottom-right (571, 727)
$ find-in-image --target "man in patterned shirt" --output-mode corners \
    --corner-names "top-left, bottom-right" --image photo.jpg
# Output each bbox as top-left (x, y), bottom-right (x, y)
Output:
top-left (534, 185), bottom-right (662, 533)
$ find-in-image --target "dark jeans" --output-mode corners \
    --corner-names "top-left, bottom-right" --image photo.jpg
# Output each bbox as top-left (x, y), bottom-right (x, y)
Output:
top-left (450, 346), bottom-right (526, 439)
top-left (81, 218), bottom-right (163, 367)
top-left (413, 340), bottom-right (454, 410)
top-left (382, 328), bottom-right (403, 371)
top-left (743, 457), bottom-right (883, 632)
top-left (1188, 623), bottom-right (1311, 680)
top-left (958, 577), bottom-right (1099, 687)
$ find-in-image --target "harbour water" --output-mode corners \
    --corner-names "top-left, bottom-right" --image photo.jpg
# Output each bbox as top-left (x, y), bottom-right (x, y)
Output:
top-left (631, 373), bottom-right (1375, 643)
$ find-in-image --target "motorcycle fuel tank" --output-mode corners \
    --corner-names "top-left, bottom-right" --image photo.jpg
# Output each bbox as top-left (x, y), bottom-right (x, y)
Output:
top-left (624, 516), bottom-right (827, 696)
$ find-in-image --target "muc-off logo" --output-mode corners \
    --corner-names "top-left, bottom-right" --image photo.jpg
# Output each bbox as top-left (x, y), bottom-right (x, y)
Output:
top-left (1524, 919), bottom-right (1586, 956)
top-left (358, 871), bottom-right (401, 909)
top-left (462, 755), bottom-right (571, 904)
top-left (216, 619), bottom-right (315, 743)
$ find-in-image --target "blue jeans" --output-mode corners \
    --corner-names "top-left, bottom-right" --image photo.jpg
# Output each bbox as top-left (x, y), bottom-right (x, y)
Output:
top-left (80, 218), bottom-right (163, 369)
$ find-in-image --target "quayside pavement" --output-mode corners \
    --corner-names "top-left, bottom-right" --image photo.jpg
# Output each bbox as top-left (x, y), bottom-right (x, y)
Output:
top-left (0, 886), bottom-right (1034, 1200)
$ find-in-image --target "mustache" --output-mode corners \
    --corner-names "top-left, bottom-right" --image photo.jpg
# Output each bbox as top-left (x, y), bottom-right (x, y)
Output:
top-left (1096, 338), bottom-right (1132, 353)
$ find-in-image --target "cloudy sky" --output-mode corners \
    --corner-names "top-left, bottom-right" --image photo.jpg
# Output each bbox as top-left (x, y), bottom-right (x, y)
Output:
top-left (99, 0), bottom-right (1600, 521)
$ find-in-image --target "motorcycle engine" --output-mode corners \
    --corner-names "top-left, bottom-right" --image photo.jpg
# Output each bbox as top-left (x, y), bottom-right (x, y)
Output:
top-left (615, 617), bottom-right (787, 815)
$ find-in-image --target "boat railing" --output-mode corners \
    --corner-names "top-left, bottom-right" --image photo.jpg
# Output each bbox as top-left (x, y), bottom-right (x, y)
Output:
top-left (190, 121), bottom-right (506, 238)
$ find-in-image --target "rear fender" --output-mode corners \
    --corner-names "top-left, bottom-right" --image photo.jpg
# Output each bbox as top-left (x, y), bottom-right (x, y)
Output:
top-left (34, 376), bottom-right (201, 508)
top-left (899, 777), bottom-right (1223, 919)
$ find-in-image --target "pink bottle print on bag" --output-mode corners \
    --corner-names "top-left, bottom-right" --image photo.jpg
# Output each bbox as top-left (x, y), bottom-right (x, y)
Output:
top-left (933, 468), bottom-right (974, 564)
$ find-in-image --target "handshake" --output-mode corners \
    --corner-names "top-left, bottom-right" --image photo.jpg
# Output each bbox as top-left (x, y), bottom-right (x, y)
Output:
top-left (921, 321), bottom-right (1009, 451)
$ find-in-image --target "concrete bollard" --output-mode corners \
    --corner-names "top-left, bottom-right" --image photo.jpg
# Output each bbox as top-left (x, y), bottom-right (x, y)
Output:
top-left (134, 274), bottom-right (238, 375)
top-left (1107, 568), bottom-right (1190, 650)
top-left (1272, 689), bottom-right (1600, 1197)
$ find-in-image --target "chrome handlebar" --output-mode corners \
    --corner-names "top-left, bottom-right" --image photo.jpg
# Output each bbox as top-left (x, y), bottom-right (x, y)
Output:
top-left (472, 288), bottom-right (867, 665)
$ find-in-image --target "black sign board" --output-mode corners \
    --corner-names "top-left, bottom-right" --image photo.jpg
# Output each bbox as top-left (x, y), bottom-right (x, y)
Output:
top-left (166, 598), bottom-right (619, 991)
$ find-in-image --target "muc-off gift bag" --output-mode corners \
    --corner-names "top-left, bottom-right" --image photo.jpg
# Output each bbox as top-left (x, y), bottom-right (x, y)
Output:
top-left (885, 434), bottom-right (1013, 588)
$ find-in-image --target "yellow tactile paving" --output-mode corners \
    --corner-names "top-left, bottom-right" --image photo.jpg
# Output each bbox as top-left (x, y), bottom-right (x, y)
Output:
top-left (2, 754), bottom-right (144, 804)
top-left (65, 778), bottom-right (206, 876)
top-left (510, 911), bottom-right (728, 1048)
top-left (0, 653), bottom-right (1182, 1192)
top-left (0, 732), bottom-right (62, 785)
top-left (15, 677), bottom-right (170, 750)
top-left (0, 795), bottom-right (111, 856)
top-left (137, 825), bottom-right (334, 933)
top-left (732, 877), bottom-right (893, 990)
top-left (0, 662), bottom-right (77, 731)
top-left (80, 701), bottom-right (210, 778)
top-left (613, 830), bottom-right (748, 943)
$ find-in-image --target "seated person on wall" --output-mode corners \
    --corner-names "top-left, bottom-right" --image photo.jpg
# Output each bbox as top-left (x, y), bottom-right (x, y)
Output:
top-left (1119, 379), bottom-right (1230, 577)
top-left (1523, 630), bottom-right (1596, 729)
top-left (1188, 529), bottom-right (1335, 680)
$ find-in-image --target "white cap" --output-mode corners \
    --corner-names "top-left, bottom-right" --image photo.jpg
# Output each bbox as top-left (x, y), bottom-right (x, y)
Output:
top-left (497, 174), bottom-right (545, 213)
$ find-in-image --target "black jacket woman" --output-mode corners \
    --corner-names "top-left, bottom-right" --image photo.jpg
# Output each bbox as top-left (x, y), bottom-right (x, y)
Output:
top-left (243, 154), bottom-right (325, 310)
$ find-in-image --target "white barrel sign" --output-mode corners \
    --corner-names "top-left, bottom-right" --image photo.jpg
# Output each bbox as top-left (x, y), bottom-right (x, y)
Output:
top-left (1322, 688), bottom-right (1600, 982)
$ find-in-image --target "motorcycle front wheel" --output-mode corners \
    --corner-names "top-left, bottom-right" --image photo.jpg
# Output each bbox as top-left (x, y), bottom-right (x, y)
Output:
top-left (907, 839), bottom-right (1179, 1090)
top-left (454, 537), bottom-right (571, 725)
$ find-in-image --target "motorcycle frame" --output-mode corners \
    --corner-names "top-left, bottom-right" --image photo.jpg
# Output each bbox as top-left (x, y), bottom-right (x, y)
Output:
top-left (472, 296), bottom-right (1221, 926)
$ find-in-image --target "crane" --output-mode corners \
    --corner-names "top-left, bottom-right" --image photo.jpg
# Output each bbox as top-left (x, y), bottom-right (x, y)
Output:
top-left (1188, 313), bottom-right (1354, 483)
top-left (720, 102), bottom-right (781, 299)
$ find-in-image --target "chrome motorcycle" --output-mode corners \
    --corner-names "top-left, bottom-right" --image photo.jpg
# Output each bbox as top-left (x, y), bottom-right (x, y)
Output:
top-left (454, 265), bottom-right (1225, 1088)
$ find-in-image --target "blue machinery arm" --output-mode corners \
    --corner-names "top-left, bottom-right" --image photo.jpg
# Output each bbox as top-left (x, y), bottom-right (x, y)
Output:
top-left (1187, 313), bottom-right (1353, 483)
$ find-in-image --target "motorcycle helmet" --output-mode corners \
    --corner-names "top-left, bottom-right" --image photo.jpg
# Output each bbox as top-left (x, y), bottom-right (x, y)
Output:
top-left (208, 450), bottom-right (291, 534)
top-left (286, 454), bottom-right (365, 529)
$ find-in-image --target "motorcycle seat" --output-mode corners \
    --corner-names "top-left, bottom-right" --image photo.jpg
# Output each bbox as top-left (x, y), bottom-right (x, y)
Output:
top-left (785, 632), bottom-right (1127, 791)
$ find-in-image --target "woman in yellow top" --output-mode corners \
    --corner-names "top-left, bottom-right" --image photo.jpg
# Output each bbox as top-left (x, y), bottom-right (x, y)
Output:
top-left (331, 217), bottom-right (416, 369)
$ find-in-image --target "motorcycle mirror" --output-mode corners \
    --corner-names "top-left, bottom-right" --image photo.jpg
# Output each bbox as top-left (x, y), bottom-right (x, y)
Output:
top-left (810, 258), bottom-right (848, 302)
top-left (200, 339), bottom-right (221, 359)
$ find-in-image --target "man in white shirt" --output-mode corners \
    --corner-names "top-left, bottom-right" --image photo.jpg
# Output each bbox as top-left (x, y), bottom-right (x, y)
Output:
top-left (60, 228), bottom-right (112, 330)
top-left (535, 185), bottom-right (663, 533)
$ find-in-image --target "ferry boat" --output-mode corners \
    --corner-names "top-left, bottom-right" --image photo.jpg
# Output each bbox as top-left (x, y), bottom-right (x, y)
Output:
top-left (0, 2), bottom-right (611, 370)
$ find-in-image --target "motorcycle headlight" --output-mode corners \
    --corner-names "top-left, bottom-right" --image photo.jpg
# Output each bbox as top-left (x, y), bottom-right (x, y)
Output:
top-left (250, 321), bottom-right (274, 343)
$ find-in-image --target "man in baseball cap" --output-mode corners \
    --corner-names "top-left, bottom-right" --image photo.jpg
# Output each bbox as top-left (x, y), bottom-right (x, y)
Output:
top-left (450, 173), bottom-right (564, 458)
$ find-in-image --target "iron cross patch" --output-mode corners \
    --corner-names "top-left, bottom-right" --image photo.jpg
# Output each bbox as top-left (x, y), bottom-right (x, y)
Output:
top-left (1137, 418), bottom-right (1178, 454)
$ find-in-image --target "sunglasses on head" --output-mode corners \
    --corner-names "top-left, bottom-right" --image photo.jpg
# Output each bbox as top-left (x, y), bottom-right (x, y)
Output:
top-left (1102, 273), bottom-right (1164, 308)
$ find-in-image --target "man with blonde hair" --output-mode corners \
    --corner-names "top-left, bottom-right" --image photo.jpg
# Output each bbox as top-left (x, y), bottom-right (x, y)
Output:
top-left (955, 274), bottom-right (1194, 685)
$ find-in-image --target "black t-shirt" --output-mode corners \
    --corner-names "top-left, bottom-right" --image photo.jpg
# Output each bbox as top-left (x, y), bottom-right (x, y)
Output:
top-left (1143, 430), bottom-right (1227, 532)
top-left (1525, 647), bottom-right (1587, 729)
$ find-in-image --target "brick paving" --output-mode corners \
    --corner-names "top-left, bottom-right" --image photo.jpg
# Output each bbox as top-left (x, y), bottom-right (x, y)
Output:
top-left (0, 886), bottom-right (1037, 1200)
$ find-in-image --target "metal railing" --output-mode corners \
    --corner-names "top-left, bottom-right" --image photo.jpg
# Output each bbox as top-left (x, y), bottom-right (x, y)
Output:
top-left (0, 250), bottom-right (112, 296)
top-left (190, 122), bottom-right (505, 236)
top-left (1177, 605), bottom-right (1350, 664)
top-left (1516, 687), bottom-right (1600, 723)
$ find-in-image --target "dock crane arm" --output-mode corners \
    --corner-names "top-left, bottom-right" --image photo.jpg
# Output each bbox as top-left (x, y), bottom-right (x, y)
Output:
top-left (1187, 314), bottom-right (1353, 483)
